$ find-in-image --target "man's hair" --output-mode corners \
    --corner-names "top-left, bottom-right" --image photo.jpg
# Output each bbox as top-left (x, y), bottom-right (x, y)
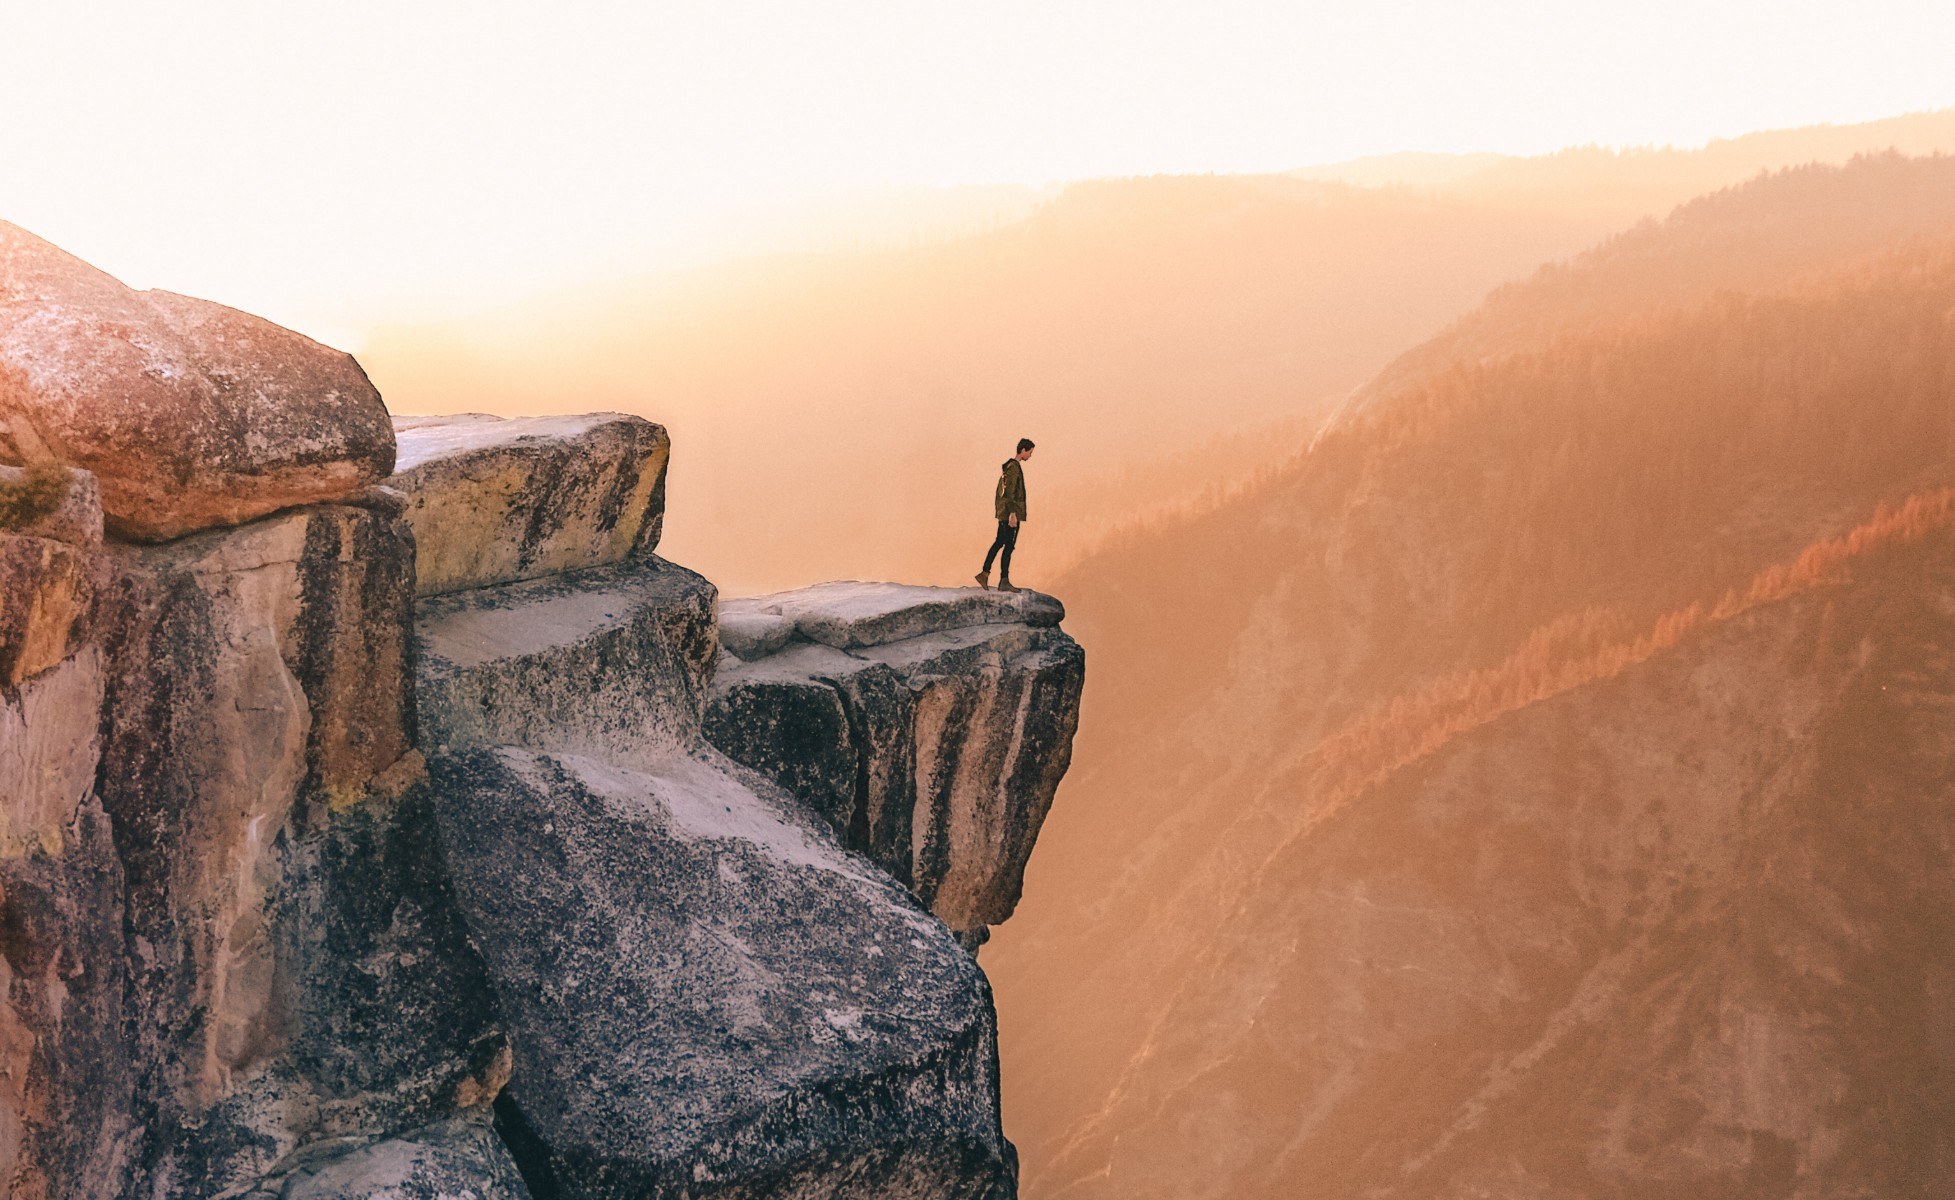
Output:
top-left (1016, 438), bottom-right (1036, 454)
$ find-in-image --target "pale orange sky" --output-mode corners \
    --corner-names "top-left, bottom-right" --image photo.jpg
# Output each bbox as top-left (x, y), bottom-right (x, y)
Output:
top-left (5, 1), bottom-right (1953, 346)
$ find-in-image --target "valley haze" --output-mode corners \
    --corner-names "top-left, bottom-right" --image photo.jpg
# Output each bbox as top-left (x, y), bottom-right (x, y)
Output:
top-left (6, 9), bottom-right (1955, 1198)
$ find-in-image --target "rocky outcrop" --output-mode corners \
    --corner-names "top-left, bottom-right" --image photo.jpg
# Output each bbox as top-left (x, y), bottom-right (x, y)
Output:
top-left (708, 583), bottom-right (1084, 941)
top-left (0, 222), bottom-right (394, 541)
top-left (415, 562), bottom-right (1019, 1198)
top-left (432, 749), bottom-right (1012, 1200)
top-left (0, 532), bottom-right (91, 688)
top-left (388, 413), bottom-right (669, 595)
top-left (0, 229), bottom-right (1082, 1200)
top-left (416, 556), bottom-right (716, 765)
top-left (1, 504), bottom-right (507, 1197)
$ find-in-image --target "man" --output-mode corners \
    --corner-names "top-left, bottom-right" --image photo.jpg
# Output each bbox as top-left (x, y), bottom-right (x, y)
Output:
top-left (976, 438), bottom-right (1034, 592)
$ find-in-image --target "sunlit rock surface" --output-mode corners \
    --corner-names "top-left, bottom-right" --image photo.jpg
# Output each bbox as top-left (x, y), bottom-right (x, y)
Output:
top-left (388, 413), bottom-right (669, 596)
top-left (708, 583), bottom-right (1084, 941)
top-left (0, 222), bottom-right (394, 540)
top-left (246, 1118), bottom-right (533, 1200)
top-left (93, 506), bottom-right (501, 1194)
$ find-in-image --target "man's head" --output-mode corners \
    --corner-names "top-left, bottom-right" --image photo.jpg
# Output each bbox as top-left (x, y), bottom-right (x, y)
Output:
top-left (1016, 437), bottom-right (1036, 461)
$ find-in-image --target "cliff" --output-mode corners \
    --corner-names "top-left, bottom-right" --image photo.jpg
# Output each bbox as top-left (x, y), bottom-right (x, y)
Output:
top-left (0, 223), bottom-right (1083, 1198)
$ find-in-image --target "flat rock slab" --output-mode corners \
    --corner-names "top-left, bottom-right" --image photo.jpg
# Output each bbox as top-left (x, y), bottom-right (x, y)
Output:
top-left (417, 556), bottom-right (717, 767)
top-left (727, 581), bottom-right (1063, 654)
top-left (389, 413), bottom-right (669, 595)
top-left (91, 506), bottom-right (502, 1195)
top-left (262, 1119), bottom-right (532, 1200)
top-left (0, 532), bottom-right (92, 686)
top-left (428, 746), bottom-right (1014, 1200)
top-left (0, 221), bottom-right (394, 541)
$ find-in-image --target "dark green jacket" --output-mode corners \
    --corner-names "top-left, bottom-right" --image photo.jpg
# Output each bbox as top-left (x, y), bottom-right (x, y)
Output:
top-left (994, 458), bottom-right (1027, 522)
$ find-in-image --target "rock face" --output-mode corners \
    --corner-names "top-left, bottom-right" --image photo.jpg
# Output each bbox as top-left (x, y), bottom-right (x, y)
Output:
top-left (0, 222), bottom-right (394, 540)
top-left (90, 504), bottom-right (507, 1194)
top-left (389, 413), bottom-right (669, 596)
top-left (415, 563), bottom-right (1021, 1198)
top-left (707, 583), bottom-right (1084, 939)
top-left (0, 505), bottom-right (505, 1198)
top-left (0, 532), bottom-right (91, 687)
top-left (431, 749), bottom-right (1012, 1200)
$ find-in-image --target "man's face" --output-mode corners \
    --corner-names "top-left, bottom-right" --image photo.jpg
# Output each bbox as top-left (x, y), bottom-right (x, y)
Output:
top-left (1019, 447), bottom-right (1035, 462)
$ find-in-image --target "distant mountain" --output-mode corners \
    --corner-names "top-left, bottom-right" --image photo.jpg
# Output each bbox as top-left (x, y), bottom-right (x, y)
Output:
top-left (1295, 106), bottom-right (1955, 224)
top-left (984, 214), bottom-right (1955, 1195)
top-left (1334, 150), bottom-right (1955, 424)
top-left (361, 112), bottom-right (1955, 596)
top-left (360, 174), bottom-right (1604, 592)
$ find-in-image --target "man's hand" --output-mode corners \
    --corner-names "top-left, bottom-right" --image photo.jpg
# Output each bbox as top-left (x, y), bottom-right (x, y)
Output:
top-left (1008, 513), bottom-right (1020, 528)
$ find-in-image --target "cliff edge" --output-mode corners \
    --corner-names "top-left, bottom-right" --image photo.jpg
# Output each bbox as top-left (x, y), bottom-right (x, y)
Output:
top-left (0, 223), bottom-right (1084, 1199)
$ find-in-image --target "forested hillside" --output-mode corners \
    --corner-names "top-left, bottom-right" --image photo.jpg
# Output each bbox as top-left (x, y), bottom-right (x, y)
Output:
top-left (986, 208), bottom-right (1955, 1199)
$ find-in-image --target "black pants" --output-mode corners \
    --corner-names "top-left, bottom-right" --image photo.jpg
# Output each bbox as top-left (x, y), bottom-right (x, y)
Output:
top-left (983, 519), bottom-right (1018, 578)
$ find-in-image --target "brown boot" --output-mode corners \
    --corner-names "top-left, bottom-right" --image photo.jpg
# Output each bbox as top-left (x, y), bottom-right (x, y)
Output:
top-left (998, 578), bottom-right (1020, 593)
top-left (975, 570), bottom-right (990, 590)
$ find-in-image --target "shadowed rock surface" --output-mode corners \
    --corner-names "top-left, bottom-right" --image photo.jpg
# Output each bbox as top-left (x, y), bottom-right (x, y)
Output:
top-left (0, 222), bottom-right (394, 540)
top-left (0, 463), bottom-right (102, 546)
top-left (430, 748), bottom-right (1014, 1200)
top-left (0, 224), bottom-right (1078, 1200)
top-left (708, 584), bottom-right (1084, 939)
top-left (389, 413), bottom-right (669, 596)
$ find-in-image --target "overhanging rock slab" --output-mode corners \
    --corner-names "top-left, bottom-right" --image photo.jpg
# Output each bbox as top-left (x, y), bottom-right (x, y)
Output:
top-left (708, 584), bottom-right (1084, 940)
top-left (389, 413), bottom-right (669, 595)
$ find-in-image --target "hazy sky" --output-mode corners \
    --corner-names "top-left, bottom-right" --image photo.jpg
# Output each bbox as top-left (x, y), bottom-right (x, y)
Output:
top-left (5, 0), bottom-right (1954, 343)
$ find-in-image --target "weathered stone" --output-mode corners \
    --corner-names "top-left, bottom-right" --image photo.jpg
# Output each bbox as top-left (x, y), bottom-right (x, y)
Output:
top-left (257, 1117), bottom-right (532, 1200)
top-left (739, 581), bottom-right (1063, 650)
top-left (416, 556), bottom-right (717, 765)
top-left (389, 413), bottom-right (669, 596)
top-left (708, 585), bottom-right (1085, 936)
top-left (1, 648), bottom-right (104, 859)
top-left (0, 533), bottom-right (91, 687)
top-left (428, 747), bottom-right (1015, 1200)
top-left (92, 505), bottom-right (502, 1195)
top-left (0, 622), bottom-right (140, 1199)
top-left (0, 222), bottom-right (394, 541)
top-left (0, 464), bottom-right (101, 546)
